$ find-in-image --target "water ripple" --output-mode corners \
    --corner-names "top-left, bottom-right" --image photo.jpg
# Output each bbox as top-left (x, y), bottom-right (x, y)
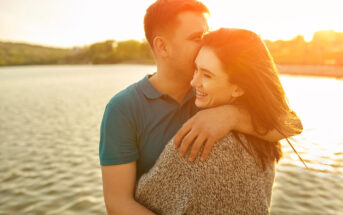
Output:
top-left (1, 65), bottom-right (342, 215)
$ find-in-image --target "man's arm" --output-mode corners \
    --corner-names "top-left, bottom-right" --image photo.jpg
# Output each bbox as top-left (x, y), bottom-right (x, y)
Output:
top-left (101, 161), bottom-right (156, 215)
top-left (99, 98), bottom-right (155, 215)
top-left (230, 105), bottom-right (303, 141)
top-left (174, 104), bottom-right (302, 162)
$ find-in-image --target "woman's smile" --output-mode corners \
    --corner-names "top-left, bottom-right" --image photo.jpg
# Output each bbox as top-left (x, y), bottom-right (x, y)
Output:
top-left (195, 90), bottom-right (207, 99)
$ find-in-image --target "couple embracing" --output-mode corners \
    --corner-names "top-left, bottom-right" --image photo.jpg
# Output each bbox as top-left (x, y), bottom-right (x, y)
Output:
top-left (99, 0), bottom-right (302, 214)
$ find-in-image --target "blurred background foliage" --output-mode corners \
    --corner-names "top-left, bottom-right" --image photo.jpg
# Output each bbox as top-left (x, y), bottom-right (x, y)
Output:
top-left (1, 30), bottom-right (343, 66)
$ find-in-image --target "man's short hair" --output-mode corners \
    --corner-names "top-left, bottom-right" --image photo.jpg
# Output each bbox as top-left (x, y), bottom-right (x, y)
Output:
top-left (144, 0), bottom-right (209, 48)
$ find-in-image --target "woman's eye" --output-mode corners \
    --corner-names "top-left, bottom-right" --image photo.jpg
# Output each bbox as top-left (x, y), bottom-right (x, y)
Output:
top-left (204, 74), bottom-right (211, 78)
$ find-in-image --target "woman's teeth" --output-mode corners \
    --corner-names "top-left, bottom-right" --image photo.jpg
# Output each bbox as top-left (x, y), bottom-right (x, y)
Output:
top-left (196, 90), bottom-right (207, 97)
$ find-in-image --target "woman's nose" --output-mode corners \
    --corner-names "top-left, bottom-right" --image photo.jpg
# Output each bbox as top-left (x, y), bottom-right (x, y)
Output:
top-left (190, 72), bottom-right (200, 88)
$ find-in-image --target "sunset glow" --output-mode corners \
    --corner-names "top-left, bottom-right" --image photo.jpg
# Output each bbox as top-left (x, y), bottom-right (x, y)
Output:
top-left (202, 0), bottom-right (343, 42)
top-left (0, 0), bottom-right (342, 47)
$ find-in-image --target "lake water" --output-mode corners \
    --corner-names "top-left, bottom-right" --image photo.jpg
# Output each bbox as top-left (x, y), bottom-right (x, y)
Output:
top-left (0, 65), bottom-right (342, 215)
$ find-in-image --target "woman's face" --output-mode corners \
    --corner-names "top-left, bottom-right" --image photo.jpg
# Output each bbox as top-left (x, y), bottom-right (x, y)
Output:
top-left (191, 47), bottom-right (243, 109)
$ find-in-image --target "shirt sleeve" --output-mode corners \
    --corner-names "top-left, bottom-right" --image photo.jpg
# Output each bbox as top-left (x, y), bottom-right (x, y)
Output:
top-left (99, 100), bottom-right (139, 166)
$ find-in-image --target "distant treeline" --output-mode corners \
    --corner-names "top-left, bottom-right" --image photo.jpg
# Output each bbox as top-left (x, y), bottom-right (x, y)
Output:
top-left (0, 40), bottom-right (154, 66)
top-left (265, 31), bottom-right (343, 65)
top-left (1, 30), bottom-right (343, 66)
top-left (0, 42), bottom-right (69, 66)
top-left (62, 40), bottom-right (154, 65)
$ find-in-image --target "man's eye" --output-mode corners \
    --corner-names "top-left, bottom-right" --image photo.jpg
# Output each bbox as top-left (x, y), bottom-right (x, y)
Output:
top-left (204, 74), bottom-right (211, 78)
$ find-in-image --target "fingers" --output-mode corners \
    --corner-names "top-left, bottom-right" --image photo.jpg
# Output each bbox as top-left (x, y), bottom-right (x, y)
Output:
top-left (200, 138), bottom-right (216, 161)
top-left (174, 119), bottom-right (193, 149)
top-left (178, 130), bottom-right (197, 157)
top-left (188, 134), bottom-right (207, 162)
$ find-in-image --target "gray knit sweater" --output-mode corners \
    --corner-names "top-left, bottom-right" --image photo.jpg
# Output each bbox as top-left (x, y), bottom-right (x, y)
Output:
top-left (135, 132), bottom-right (275, 215)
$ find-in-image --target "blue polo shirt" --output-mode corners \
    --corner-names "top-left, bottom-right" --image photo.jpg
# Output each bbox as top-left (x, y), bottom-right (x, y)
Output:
top-left (99, 74), bottom-right (198, 180)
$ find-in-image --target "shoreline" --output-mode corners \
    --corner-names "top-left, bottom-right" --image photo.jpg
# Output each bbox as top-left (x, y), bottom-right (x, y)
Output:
top-left (276, 64), bottom-right (343, 79)
top-left (1, 63), bottom-right (343, 79)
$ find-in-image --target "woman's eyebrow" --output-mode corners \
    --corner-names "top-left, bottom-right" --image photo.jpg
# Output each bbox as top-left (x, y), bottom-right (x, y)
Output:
top-left (199, 67), bottom-right (215, 76)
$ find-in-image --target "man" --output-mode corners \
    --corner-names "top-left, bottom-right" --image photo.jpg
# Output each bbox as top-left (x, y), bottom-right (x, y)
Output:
top-left (99, 0), bottom-right (302, 214)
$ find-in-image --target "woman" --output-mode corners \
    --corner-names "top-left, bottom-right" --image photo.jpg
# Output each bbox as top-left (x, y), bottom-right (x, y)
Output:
top-left (135, 28), bottom-right (300, 214)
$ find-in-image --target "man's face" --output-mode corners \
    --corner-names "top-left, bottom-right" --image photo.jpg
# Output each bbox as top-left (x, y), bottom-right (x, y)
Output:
top-left (167, 11), bottom-right (208, 81)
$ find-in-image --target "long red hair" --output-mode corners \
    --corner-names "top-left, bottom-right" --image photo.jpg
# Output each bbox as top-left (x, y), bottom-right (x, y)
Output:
top-left (201, 28), bottom-right (302, 169)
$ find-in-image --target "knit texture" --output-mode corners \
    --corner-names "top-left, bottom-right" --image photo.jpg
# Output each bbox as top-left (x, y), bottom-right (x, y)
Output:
top-left (135, 132), bottom-right (275, 215)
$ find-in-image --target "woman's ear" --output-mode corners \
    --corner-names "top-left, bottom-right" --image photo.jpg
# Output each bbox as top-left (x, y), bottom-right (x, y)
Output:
top-left (232, 85), bottom-right (244, 98)
top-left (153, 36), bottom-right (169, 58)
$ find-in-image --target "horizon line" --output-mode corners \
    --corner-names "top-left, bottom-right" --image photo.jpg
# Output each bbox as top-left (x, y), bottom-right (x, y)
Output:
top-left (1, 29), bottom-right (342, 49)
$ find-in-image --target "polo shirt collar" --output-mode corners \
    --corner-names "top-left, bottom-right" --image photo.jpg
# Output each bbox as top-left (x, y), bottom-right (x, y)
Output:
top-left (140, 74), bottom-right (195, 104)
top-left (140, 74), bottom-right (163, 99)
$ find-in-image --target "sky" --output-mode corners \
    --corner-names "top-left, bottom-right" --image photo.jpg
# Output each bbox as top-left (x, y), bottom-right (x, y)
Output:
top-left (0, 0), bottom-right (342, 48)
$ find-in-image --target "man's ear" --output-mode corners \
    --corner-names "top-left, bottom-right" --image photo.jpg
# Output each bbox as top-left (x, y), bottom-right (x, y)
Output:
top-left (232, 85), bottom-right (244, 98)
top-left (153, 36), bottom-right (169, 58)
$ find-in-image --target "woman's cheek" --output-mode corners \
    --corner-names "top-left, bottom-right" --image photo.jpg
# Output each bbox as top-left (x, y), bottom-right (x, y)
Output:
top-left (205, 79), bottom-right (214, 92)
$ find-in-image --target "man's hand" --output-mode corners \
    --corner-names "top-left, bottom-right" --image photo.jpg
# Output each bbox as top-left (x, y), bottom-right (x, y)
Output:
top-left (174, 105), bottom-right (239, 162)
top-left (174, 105), bottom-right (303, 162)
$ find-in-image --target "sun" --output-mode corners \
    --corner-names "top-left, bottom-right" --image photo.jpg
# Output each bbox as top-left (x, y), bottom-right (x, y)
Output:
top-left (201, 0), bottom-right (343, 42)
